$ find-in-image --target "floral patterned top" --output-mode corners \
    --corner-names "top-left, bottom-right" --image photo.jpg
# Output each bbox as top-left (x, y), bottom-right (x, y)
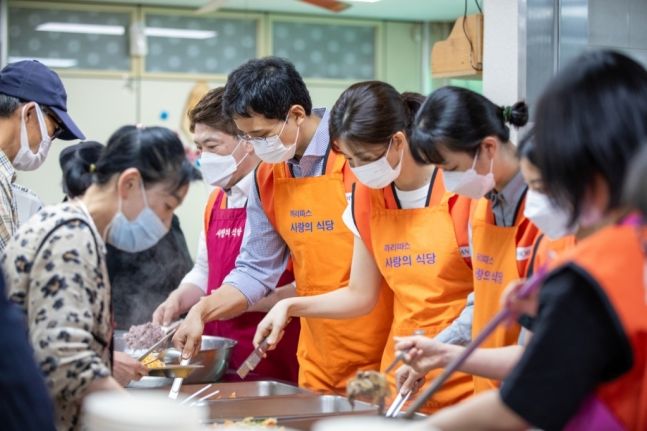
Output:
top-left (2, 202), bottom-right (112, 431)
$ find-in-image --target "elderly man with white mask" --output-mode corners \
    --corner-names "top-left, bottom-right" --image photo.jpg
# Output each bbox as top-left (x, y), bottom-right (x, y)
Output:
top-left (0, 59), bottom-right (85, 251)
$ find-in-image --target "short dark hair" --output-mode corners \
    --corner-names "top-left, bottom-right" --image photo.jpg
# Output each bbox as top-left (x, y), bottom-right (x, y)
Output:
top-left (518, 128), bottom-right (536, 165)
top-left (410, 86), bottom-right (528, 165)
top-left (329, 80), bottom-right (424, 151)
top-left (188, 87), bottom-right (239, 135)
top-left (93, 126), bottom-right (200, 193)
top-left (59, 141), bottom-right (104, 198)
top-left (222, 57), bottom-right (312, 120)
top-left (534, 50), bottom-right (647, 224)
top-left (0, 93), bottom-right (21, 118)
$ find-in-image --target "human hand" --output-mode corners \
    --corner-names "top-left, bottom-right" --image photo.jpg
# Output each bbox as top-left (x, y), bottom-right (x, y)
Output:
top-left (172, 306), bottom-right (204, 360)
top-left (501, 278), bottom-right (539, 323)
top-left (395, 364), bottom-right (425, 395)
top-left (152, 294), bottom-right (182, 326)
top-left (394, 335), bottom-right (452, 374)
top-left (253, 300), bottom-right (292, 351)
top-left (112, 351), bottom-right (148, 386)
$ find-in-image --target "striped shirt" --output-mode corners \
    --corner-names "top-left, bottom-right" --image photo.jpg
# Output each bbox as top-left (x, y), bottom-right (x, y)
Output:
top-left (0, 150), bottom-right (18, 253)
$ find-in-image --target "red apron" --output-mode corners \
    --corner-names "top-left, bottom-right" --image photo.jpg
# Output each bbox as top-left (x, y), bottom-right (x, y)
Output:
top-left (203, 189), bottom-right (300, 382)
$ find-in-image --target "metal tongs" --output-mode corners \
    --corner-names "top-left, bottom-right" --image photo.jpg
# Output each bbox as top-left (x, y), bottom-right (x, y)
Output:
top-left (385, 391), bottom-right (411, 417)
top-left (402, 269), bottom-right (547, 419)
top-left (168, 357), bottom-right (190, 399)
top-left (383, 329), bottom-right (425, 418)
top-left (136, 320), bottom-right (183, 362)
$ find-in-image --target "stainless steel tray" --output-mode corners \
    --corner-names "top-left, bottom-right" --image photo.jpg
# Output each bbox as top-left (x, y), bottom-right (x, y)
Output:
top-left (204, 394), bottom-right (378, 423)
top-left (180, 380), bottom-right (313, 399)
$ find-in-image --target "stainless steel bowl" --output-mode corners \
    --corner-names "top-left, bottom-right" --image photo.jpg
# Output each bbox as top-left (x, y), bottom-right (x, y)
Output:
top-left (113, 330), bottom-right (237, 384)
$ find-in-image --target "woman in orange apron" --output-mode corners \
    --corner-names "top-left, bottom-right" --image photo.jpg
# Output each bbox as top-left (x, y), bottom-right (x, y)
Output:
top-left (396, 86), bottom-right (541, 394)
top-left (417, 50), bottom-right (647, 431)
top-left (396, 130), bottom-right (576, 385)
top-left (255, 81), bottom-right (475, 412)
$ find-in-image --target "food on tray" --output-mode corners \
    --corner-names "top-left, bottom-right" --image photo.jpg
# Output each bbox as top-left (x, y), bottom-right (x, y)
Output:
top-left (140, 352), bottom-right (164, 369)
top-left (211, 417), bottom-right (283, 428)
top-left (346, 370), bottom-right (391, 408)
top-left (124, 322), bottom-right (164, 350)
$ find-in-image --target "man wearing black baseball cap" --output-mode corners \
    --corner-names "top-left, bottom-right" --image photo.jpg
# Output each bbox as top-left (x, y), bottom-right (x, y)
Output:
top-left (0, 59), bottom-right (85, 251)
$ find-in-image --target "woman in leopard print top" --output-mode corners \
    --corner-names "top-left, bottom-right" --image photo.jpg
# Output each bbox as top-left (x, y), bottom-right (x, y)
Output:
top-left (2, 125), bottom-right (199, 430)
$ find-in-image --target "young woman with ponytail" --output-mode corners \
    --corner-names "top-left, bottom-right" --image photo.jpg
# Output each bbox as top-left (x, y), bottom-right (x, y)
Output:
top-left (399, 87), bottom-right (541, 395)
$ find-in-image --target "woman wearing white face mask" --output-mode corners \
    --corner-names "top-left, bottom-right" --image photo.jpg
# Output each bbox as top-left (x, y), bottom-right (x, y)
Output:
top-left (518, 132), bottom-right (577, 276)
top-left (412, 49), bottom-right (647, 431)
top-left (253, 81), bottom-right (475, 412)
top-left (395, 131), bottom-right (579, 393)
top-left (2, 125), bottom-right (199, 430)
top-left (403, 87), bottom-right (541, 395)
top-left (153, 87), bottom-right (300, 383)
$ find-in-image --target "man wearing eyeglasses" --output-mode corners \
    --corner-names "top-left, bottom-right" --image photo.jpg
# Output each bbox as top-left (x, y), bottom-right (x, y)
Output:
top-left (0, 59), bottom-right (85, 252)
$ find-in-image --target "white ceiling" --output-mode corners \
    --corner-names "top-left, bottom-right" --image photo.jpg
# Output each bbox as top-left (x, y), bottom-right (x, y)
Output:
top-left (77, 0), bottom-right (481, 21)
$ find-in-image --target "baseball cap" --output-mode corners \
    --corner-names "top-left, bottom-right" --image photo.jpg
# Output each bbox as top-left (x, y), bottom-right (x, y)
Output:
top-left (0, 60), bottom-right (85, 140)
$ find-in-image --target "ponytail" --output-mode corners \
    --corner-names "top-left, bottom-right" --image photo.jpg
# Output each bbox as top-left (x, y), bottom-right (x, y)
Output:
top-left (410, 86), bottom-right (528, 165)
top-left (59, 141), bottom-right (104, 198)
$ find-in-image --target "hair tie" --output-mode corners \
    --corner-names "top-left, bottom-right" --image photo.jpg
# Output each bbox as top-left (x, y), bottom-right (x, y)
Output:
top-left (89, 163), bottom-right (96, 173)
top-left (502, 106), bottom-right (513, 123)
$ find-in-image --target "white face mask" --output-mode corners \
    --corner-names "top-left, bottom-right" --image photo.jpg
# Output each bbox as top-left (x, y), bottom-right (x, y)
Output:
top-left (13, 103), bottom-right (52, 171)
top-left (443, 151), bottom-right (495, 199)
top-left (350, 139), bottom-right (403, 189)
top-left (524, 189), bottom-right (575, 240)
top-left (199, 139), bottom-right (249, 188)
top-left (249, 113), bottom-right (299, 163)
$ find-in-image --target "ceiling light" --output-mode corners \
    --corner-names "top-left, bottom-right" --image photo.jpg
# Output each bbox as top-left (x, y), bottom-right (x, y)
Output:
top-left (144, 27), bottom-right (217, 39)
top-left (9, 56), bottom-right (78, 68)
top-left (36, 22), bottom-right (125, 35)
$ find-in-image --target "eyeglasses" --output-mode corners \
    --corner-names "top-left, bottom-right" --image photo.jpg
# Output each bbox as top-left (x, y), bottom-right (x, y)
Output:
top-left (238, 117), bottom-right (287, 144)
top-left (41, 106), bottom-right (64, 139)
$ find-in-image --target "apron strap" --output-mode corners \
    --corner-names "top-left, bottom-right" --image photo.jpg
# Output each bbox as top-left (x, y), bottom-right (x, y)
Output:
top-left (203, 188), bottom-right (227, 233)
top-left (352, 182), bottom-right (374, 254)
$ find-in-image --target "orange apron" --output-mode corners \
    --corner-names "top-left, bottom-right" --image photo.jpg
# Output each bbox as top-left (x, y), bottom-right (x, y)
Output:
top-left (353, 169), bottom-right (474, 412)
top-left (528, 234), bottom-right (577, 275)
top-left (555, 220), bottom-right (647, 430)
top-left (470, 192), bottom-right (540, 393)
top-left (256, 148), bottom-right (393, 393)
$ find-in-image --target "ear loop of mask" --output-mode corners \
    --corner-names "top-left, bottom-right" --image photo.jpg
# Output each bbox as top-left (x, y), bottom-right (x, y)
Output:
top-left (233, 138), bottom-right (250, 166)
top-left (104, 177), bottom-right (148, 240)
top-left (20, 103), bottom-right (51, 154)
top-left (473, 149), bottom-right (494, 173)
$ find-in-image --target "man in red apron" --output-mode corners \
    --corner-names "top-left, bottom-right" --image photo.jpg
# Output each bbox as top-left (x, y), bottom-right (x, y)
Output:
top-left (153, 87), bottom-right (299, 382)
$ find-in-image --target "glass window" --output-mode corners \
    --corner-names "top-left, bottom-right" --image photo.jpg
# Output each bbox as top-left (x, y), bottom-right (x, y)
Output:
top-left (144, 13), bottom-right (257, 75)
top-left (272, 21), bottom-right (376, 80)
top-left (8, 6), bottom-right (131, 71)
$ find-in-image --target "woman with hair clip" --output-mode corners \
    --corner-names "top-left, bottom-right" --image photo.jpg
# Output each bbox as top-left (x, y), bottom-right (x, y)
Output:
top-left (394, 86), bottom-right (541, 395)
top-left (254, 81), bottom-right (475, 412)
top-left (2, 125), bottom-right (200, 431)
top-left (395, 131), bottom-right (577, 387)
top-left (416, 49), bottom-right (647, 430)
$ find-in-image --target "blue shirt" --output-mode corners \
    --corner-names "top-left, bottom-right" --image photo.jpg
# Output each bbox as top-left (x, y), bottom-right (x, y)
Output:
top-left (223, 108), bottom-right (331, 304)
